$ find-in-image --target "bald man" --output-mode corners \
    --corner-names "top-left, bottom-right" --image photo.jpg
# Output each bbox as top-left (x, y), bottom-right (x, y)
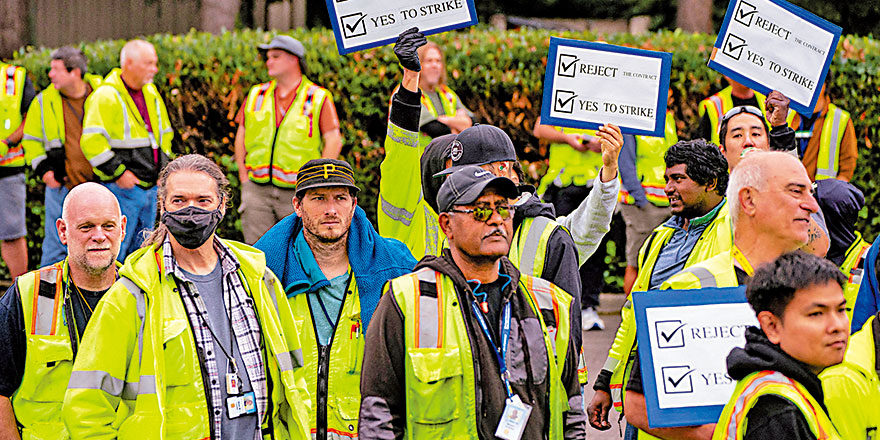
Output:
top-left (0, 182), bottom-right (125, 440)
top-left (81, 39), bottom-right (173, 260)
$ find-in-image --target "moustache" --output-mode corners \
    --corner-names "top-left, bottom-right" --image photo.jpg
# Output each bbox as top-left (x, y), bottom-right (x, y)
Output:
top-left (483, 228), bottom-right (508, 239)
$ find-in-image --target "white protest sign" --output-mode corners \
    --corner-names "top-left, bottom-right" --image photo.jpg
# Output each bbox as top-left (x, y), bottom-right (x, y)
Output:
top-left (540, 37), bottom-right (672, 137)
top-left (633, 287), bottom-right (759, 427)
top-left (325, 0), bottom-right (477, 54)
top-left (709, 0), bottom-right (842, 114)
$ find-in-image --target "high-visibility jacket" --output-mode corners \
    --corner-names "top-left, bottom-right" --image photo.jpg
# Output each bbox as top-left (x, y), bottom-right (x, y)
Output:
top-left (390, 267), bottom-right (572, 439)
top-left (808, 103), bottom-right (852, 181)
top-left (536, 127), bottom-right (604, 195)
top-left (618, 112), bottom-right (678, 206)
top-left (0, 63), bottom-right (28, 167)
top-left (23, 74), bottom-right (103, 172)
top-left (62, 240), bottom-right (311, 440)
top-left (290, 277), bottom-right (364, 440)
top-left (243, 78), bottom-right (330, 188)
top-left (80, 68), bottom-right (173, 185)
top-left (418, 84), bottom-right (461, 146)
top-left (699, 88), bottom-right (766, 146)
top-left (12, 260), bottom-right (75, 440)
top-left (821, 315), bottom-right (880, 440)
top-left (840, 233), bottom-right (871, 322)
top-left (605, 201), bottom-right (731, 412)
top-left (713, 370), bottom-right (841, 440)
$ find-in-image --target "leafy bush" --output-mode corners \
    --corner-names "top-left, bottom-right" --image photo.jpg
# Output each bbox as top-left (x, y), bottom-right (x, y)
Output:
top-left (6, 28), bottom-right (879, 290)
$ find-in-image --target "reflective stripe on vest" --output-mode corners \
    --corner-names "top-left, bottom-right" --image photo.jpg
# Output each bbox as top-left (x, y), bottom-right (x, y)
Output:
top-left (815, 104), bottom-right (849, 180)
top-left (840, 236), bottom-right (871, 321)
top-left (509, 216), bottom-right (556, 278)
top-left (620, 112), bottom-right (677, 206)
top-left (421, 84), bottom-right (458, 118)
top-left (0, 64), bottom-right (26, 166)
top-left (715, 371), bottom-right (840, 440)
top-left (700, 88), bottom-right (766, 145)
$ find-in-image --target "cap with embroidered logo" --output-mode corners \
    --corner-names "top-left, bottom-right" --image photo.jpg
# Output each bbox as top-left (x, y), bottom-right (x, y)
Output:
top-left (437, 165), bottom-right (520, 213)
top-left (295, 159), bottom-right (360, 198)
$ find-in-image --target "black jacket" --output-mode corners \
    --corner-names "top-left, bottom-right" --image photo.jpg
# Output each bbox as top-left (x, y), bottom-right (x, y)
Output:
top-left (725, 327), bottom-right (824, 440)
top-left (358, 251), bottom-right (586, 439)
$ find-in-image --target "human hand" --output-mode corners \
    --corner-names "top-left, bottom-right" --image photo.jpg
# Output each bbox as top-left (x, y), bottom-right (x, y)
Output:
top-left (394, 27), bottom-right (427, 72)
top-left (765, 90), bottom-right (790, 127)
top-left (116, 170), bottom-right (140, 189)
top-left (42, 171), bottom-right (62, 188)
top-left (587, 389), bottom-right (613, 431)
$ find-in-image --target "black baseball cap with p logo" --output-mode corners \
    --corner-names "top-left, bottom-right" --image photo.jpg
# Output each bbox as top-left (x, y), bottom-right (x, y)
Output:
top-left (295, 159), bottom-right (360, 198)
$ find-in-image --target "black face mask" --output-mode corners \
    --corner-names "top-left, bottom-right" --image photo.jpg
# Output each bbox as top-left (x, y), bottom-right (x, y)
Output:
top-left (161, 206), bottom-right (224, 249)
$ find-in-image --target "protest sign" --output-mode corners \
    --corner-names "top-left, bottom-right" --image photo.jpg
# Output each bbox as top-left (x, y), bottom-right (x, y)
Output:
top-left (540, 37), bottom-right (671, 137)
top-left (325, 0), bottom-right (478, 54)
top-left (633, 287), bottom-right (759, 427)
top-left (709, 0), bottom-right (842, 114)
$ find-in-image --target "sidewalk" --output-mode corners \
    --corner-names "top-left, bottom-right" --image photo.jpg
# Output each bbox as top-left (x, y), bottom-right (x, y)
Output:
top-left (583, 293), bottom-right (628, 439)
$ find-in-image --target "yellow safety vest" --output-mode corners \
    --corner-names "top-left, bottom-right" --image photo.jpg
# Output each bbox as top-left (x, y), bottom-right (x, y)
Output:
top-left (714, 370), bottom-right (841, 440)
top-left (243, 78), bottom-right (329, 188)
top-left (840, 233), bottom-right (871, 322)
top-left (699, 87), bottom-right (766, 146)
top-left (618, 111), bottom-right (679, 206)
top-left (821, 315), bottom-right (880, 440)
top-left (418, 84), bottom-right (460, 147)
top-left (0, 63), bottom-right (27, 167)
top-left (537, 127), bottom-right (604, 195)
top-left (606, 201), bottom-right (732, 413)
top-left (80, 68), bottom-right (173, 183)
top-left (289, 278), bottom-right (363, 439)
top-left (814, 104), bottom-right (851, 181)
top-left (23, 75), bottom-right (103, 169)
top-left (390, 267), bottom-right (572, 439)
top-left (62, 241), bottom-right (311, 440)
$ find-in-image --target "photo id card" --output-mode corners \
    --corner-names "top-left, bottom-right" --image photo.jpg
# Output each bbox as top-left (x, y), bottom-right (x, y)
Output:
top-left (495, 394), bottom-right (532, 440)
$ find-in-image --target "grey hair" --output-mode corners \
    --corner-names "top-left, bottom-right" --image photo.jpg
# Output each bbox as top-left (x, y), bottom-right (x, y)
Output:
top-left (51, 46), bottom-right (88, 78)
top-left (141, 154), bottom-right (230, 248)
top-left (726, 150), bottom-right (799, 230)
top-left (120, 39), bottom-right (153, 66)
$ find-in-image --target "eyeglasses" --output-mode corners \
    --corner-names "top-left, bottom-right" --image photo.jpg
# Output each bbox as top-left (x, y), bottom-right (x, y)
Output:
top-left (448, 205), bottom-right (514, 222)
top-left (721, 105), bottom-right (764, 123)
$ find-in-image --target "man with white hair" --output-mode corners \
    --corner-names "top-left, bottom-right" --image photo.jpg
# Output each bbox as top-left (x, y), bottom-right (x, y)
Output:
top-left (81, 39), bottom-right (173, 260)
top-left (0, 182), bottom-right (124, 439)
top-left (622, 151), bottom-right (821, 439)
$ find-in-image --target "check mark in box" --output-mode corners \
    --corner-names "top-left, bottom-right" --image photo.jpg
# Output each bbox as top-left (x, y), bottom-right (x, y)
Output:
top-left (734, 1), bottom-right (758, 27)
top-left (554, 90), bottom-right (577, 114)
top-left (557, 54), bottom-right (579, 78)
top-left (662, 366), bottom-right (695, 394)
top-left (722, 34), bottom-right (747, 61)
top-left (340, 12), bottom-right (368, 39)
top-left (655, 320), bottom-right (686, 349)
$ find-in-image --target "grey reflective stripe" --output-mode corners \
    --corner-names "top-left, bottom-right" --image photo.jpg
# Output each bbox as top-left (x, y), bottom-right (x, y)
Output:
top-left (22, 134), bottom-right (43, 142)
top-left (34, 295), bottom-right (56, 335)
top-left (726, 372), bottom-right (790, 438)
top-left (602, 356), bottom-right (619, 372)
top-left (418, 294), bottom-right (439, 348)
top-left (276, 351), bottom-right (294, 372)
top-left (88, 150), bottom-right (115, 167)
top-left (327, 432), bottom-right (358, 440)
top-left (121, 375), bottom-right (157, 399)
top-left (424, 206), bottom-right (439, 256)
top-left (414, 267), bottom-right (436, 283)
top-left (529, 277), bottom-right (555, 310)
top-left (380, 195), bottom-right (415, 226)
top-left (709, 95), bottom-right (723, 121)
top-left (44, 139), bottom-right (62, 149)
top-left (68, 370), bottom-right (125, 396)
top-left (263, 269), bottom-right (280, 315)
top-left (30, 154), bottom-right (47, 170)
top-left (110, 90), bottom-right (132, 141)
top-left (83, 126), bottom-right (112, 139)
top-left (290, 349), bottom-right (303, 368)
top-left (109, 138), bottom-right (152, 149)
top-left (817, 109), bottom-right (842, 178)
top-left (153, 97), bottom-right (162, 147)
top-left (388, 124), bottom-right (419, 149)
top-left (683, 267), bottom-right (717, 287)
top-left (255, 93), bottom-right (266, 112)
top-left (119, 277), bottom-right (146, 369)
top-left (517, 216), bottom-right (553, 276)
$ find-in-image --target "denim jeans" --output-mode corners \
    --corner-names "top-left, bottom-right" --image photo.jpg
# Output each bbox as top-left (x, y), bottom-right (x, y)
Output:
top-left (39, 185), bottom-right (69, 267)
top-left (104, 183), bottom-right (158, 261)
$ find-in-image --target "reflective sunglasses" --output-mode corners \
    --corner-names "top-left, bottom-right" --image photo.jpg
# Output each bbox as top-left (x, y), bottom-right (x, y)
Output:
top-left (448, 205), bottom-right (514, 222)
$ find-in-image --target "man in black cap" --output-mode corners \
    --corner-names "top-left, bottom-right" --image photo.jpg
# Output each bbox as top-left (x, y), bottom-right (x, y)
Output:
top-left (255, 158), bottom-right (417, 440)
top-left (361, 165), bottom-right (587, 439)
top-left (379, 28), bottom-right (622, 347)
top-left (235, 35), bottom-right (343, 244)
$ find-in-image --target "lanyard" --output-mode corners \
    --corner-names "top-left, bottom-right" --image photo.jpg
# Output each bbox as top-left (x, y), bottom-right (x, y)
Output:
top-left (731, 246), bottom-right (755, 277)
top-left (470, 300), bottom-right (514, 398)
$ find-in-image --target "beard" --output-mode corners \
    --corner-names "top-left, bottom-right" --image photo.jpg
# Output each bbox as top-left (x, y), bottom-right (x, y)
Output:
top-left (301, 213), bottom-right (350, 244)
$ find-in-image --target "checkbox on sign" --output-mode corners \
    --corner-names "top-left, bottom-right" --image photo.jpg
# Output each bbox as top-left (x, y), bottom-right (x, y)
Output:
top-left (662, 366), bottom-right (695, 394)
top-left (554, 90), bottom-right (577, 114)
top-left (340, 12), bottom-right (368, 39)
top-left (734, 1), bottom-right (758, 27)
top-left (655, 320), bottom-right (686, 349)
top-left (722, 33), bottom-right (747, 61)
top-left (557, 54), bottom-right (579, 78)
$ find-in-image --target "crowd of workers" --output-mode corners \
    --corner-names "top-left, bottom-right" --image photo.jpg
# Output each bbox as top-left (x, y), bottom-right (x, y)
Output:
top-left (0, 24), bottom-right (874, 440)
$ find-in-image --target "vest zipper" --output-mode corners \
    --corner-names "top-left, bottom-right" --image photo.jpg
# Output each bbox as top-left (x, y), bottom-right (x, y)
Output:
top-left (311, 281), bottom-right (352, 440)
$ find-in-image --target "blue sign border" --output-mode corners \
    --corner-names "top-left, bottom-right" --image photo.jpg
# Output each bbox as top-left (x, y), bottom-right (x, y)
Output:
top-left (540, 37), bottom-right (672, 137)
top-left (325, 0), bottom-right (479, 55)
top-left (632, 286), bottom-right (749, 428)
top-left (709, 0), bottom-right (842, 115)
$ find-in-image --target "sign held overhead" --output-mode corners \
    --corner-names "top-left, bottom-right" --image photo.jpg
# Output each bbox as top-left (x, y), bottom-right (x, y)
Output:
top-left (540, 37), bottom-right (672, 137)
top-left (709, 0), bottom-right (842, 114)
top-left (325, 0), bottom-right (478, 54)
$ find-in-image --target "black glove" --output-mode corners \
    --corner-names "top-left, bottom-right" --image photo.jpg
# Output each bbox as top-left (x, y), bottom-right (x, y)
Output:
top-left (394, 27), bottom-right (427, 72)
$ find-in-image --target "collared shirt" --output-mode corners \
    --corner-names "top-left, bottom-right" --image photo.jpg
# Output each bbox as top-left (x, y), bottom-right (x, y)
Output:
top-left (162, 238), bottom-right (266, 440)
top-left (649, 199), bottom-right (727, 289)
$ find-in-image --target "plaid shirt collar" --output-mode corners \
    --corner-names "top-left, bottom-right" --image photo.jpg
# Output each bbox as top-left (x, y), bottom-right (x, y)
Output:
top-left (162, 237), bottom-right (267, 440)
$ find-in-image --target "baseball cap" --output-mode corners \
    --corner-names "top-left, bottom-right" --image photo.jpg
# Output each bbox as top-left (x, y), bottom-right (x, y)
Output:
top-left (258, 35), bottom-right (306, 58)
top-left (434, 125), bottom-right (517, 177)
top-left (295, 159), bottom-right (360, 198)
top-left (437, 165), bottom-right (520, 213)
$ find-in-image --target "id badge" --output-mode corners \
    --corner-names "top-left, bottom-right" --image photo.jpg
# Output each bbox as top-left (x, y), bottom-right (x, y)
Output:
top-left (226, 373), bottom-right (241, 395)
top-left (241, 391), bottom-right (257, 415)
top-left (494, 394), bottom-right (532, 440)
top-left (227, 395), bottom-right (243, 419)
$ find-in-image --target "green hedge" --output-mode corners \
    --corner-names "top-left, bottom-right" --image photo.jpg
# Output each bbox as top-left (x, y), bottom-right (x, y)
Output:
top-left (6, 28), bottom-right (880, 288)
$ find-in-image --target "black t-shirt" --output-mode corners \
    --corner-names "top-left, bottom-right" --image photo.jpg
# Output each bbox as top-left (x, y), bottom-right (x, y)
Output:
top-left (467, 276), bottom-right (508, 342)
top-left (0, 280), bottom-right (107, 397)
top-left (734, 266), bottom-right (751, 286)
top-left (743, 395), bottom-right (816, 440)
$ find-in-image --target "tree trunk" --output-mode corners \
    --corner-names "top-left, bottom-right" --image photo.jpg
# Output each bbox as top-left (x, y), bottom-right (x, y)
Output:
top-left (0, 0), bottom-right (29, 58)
top-left (200, 0), bottom-right (242, 34)
top-left (677, 0), bottom-right (713, 33)
top-left (291, 0), bottom-right (306, 29)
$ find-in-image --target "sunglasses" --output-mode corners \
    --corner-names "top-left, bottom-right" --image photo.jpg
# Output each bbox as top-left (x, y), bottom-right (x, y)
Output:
top-left (721, 105), bottom-right (764, 123)
top-left (448, 205), bottom-right (514, 222)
